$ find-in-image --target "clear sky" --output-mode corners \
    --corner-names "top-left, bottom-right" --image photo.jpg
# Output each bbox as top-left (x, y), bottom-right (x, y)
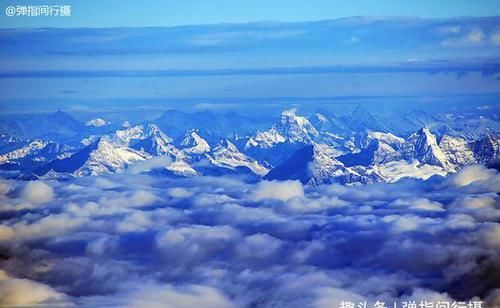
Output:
top-left (0, 0), bottom-right (500, 28)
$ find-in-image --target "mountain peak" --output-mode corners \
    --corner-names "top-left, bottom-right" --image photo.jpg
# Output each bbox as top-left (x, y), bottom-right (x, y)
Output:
top-left (53, 110), bottom-right (67, 116)
top-left (409, 127), bottom-right (438, 147)
top-left (351, 105), bottom-right (370, 114)
top-left (280, 108), bottom-right (298, 117)
top-left (314, 108), bottom-right (334, 117)
top-left (95, 137), bottom-right (115, 151)
top-left (418, 126), bottom-right (432, 134)
top-left (145, 123), bottom-right (173, 142)
top-left (404, 127), bottom-right (452, 171)
top-left (146, 123), bottom-right (161, 131)
top-left (216, 139), bottom-right (237, 151)
top-left (342, 106), bottom-right (385, 133)
top-left (46, 110), bottom-right (83, 129)
top-left (208, 139), bottom-right (269, 176)
top-left (412, 127), bottom-right (440, 146)
top-left (265, 143), bottom-right (377, 185)
top-left (127, 125), bottom-right (175, 156)
top-left (50, 110), bottom-right (77, 122)
top-left (311, 112), bottom-right (329, 123)
top-left (180, 129), bottom-right (211, 154)
top-left (472, 133), bottom-right (499, 164)
top-left (277, 109), bottom-right (319, 142)
top-left (36, 136), bottom-right (149, 177)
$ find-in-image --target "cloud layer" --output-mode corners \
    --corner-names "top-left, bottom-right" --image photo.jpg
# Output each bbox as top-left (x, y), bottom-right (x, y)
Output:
top-left (0, 165), bottom-right (499, 306)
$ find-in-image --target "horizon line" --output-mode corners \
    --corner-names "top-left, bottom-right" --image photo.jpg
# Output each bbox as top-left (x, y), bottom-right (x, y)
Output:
top-left (1, 15), bottom-right (499, 30)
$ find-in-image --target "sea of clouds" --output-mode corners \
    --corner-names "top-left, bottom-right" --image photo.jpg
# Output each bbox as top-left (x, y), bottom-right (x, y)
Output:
top-left (0, 165), bottom-right (499, 307)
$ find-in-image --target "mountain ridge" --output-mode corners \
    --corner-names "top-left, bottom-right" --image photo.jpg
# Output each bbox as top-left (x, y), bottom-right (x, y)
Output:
top-left (1, 108), bottom-right (498, 185)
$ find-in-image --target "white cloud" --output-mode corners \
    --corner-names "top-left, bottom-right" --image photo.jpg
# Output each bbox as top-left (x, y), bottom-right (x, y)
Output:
top-left (348, 36), bottom-right (360, 43)
top-left (0, 168), bottom-right (498, 306)
top-left (21, 181), bottom-right (54, 204)
top-left (10, 213), bottom-right (86, 241)
top-left (116, 211), bottom-right (153, 233)
top-left (0, 225), bottom-right (14, 241)
top-left (85, 118), bottom-right (109, 127)
top-left (237, 233), bottom-right (283, 259)
top-left (253, 180), bottom-right (304, 201)
top-left (481, 223), bottom-right (500, 249)
top-left (0, 270), bottom-right (65, 306)
top-left (439, 26), bottom-right (461, 34)
top-left (167, 187), bottom-right (194, 198)
top-left (127, 284), bottom-right (234, 308)
top-left (382, 215), bottom-right (440, 233)
top-left (82, 283), bottom-right (234, 308)
top-left (390, 197), bottom-right (444, 212)
top-left (464, 29), bottom-right (485, 43)
top-left (313, 287), bottom-right (365, 308)
top-left (485, 289), bottom-right (500, 308)
top-left (156, 225), bottom-right (240, 265)
top-left (0, 181), bottom-right (11, 195)
top-left (447, 165), bottom-right (497, 187)
top-left (401, 288), bottom-right (453, 302)
top-left (441, 28), bottom-right (485, 47)
top-left (98, 189), bottom-right (158, 210)
top-left (127, 156), bottom-right (172, 175)
top-left (491, 31), bottom-right (500, 46)
top-left (280, 195), bottom-right (347, 214)
top-left (86, 235), bottom-right (119, 256)
top-left (445, 214), bottom-right (476, 230)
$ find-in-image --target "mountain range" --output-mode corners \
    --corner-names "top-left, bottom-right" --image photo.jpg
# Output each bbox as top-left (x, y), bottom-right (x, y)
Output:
top-left (0, 107), bottom-right (498, 185)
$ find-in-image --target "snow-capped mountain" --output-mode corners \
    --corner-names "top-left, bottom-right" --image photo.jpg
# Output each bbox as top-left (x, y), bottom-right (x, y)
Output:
top-left (439, 135), bottom-right (476, 168)
top-left (432, 113), bottom-right (500, 141)
top-left (472, 133), bottom-right (499, 164)
top-left (35, 138), bottom-right (150, 177)
top-left (0, 138), bottom-right (77, 171)
top-left (111, 124), bottom-right (161, 146)
top-left (309, 110), bottom-right (348, 134)
top-left (180, 129), bottom-right (211, 155)
top-left (276, 109), bottom-right (319, 143)
top-left (0, 107), bottom-right (497, 184)
top-left (402, 127), bottom-right (453, 171)
top-left (264, 126), bottom-right (499, 185)
top-left (245, 109), bottom-right (318, 150)
top-left (359, 131), bottom-right (405, 150)
top-left (0, 135), bottom-right (26, 154)
top-left (265, 143), bottom-right (381, 186)
top-left (243, 108), bottom-right (396, 168)
top-left (109, 123), bottom-right (182, 159)
top-left (242, 109), bottom-right (322, 166)
top-left (245, 127), bottom-right (286, 150)
top-left (0, 139), bottom-right (48, 164)
top-left (128, 124), bottom-right (175, 156)
top-left (336, 131), bottom-right (405, 167)
top-left (206, 139), bottom-right (269, 176)
top-left (29, 142), bottom-right (75, 162)
top-left (338, 139), bottom-right (402, 167)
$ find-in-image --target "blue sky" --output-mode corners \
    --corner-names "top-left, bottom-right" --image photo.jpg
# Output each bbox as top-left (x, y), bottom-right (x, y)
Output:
top-left (0, 3), bottom-right (499, 114)
top-left (1, 0), bottom-right (500, 28)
